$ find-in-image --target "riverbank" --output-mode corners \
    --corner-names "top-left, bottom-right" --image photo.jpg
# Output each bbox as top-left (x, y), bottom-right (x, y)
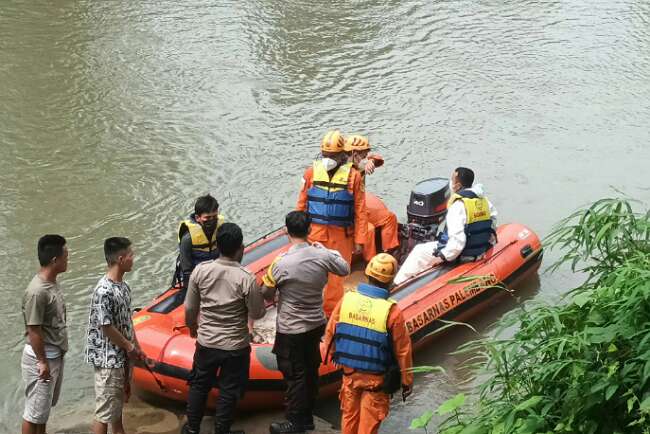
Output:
top-left (48, 393), bottom-right (339, 434)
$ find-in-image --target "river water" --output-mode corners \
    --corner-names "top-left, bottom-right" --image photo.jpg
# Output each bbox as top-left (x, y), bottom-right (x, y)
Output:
top-left (1, 0), bottom-right (649, 432)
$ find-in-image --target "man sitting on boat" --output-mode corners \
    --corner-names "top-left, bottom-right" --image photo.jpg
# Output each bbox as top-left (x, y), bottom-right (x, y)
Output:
top-left (394, 167), bottom-right (498, 285)
top-left (177, 194), bottom-right (224, 293)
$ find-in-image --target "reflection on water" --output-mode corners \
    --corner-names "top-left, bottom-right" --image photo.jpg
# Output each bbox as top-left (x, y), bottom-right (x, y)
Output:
top-left (1, 0), bottom-right (649, 431)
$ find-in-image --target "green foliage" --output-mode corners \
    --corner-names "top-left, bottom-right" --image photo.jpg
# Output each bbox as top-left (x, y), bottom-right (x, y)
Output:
top-left (411, 410), bottom-right (434, 430)
top-left (437, 394), bottom-right (466, 415)
top-left (413, 198), bottom-right (650, 433)
top-left (544, 198), bottom-right (649, 278)
top-left (407, 366), bottom-right (447, 374)
top-left (418, 319), bottom-right (478, 342)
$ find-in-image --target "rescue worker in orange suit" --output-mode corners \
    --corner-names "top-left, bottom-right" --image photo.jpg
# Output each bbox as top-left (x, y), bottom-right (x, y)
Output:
top-left (323, 253), bottom-right (414, 434)
top-left (297, 130), bottom-right (367, 316)
top-left (344, 135), bottom-right (400, 261)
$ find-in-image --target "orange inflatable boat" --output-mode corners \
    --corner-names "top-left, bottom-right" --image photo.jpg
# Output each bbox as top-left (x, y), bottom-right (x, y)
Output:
top-left (132, 179), bottom-right (542, 409)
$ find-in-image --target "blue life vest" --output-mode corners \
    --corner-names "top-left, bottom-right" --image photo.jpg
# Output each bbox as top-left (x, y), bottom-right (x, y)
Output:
top-left (307, 161), bottom-right (355, 227)
top-left (333, 283), bottom-right (396, 373)
top-left (438, 189), bottom-right (494, 259)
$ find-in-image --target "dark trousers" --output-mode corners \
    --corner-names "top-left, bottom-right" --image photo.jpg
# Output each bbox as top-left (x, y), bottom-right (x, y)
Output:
top-left (186, 343), bottom-right (251, 433)
top-left (273, 325), bottom-right (325, 425)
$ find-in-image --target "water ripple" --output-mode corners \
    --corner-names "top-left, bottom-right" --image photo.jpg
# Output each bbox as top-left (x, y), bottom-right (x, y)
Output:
top-left (1, 0), bottom-right (650, 431)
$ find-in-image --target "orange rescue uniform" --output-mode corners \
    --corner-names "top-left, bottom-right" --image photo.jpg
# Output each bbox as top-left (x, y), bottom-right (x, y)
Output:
top-left (297, 166), bottom-right (367, 316)
top-left (364, 192), bottom-right (400, 261)
top-left (362, 154), bottom-right (400, 260)
top-left (323, 299), bottom-right (414, 434)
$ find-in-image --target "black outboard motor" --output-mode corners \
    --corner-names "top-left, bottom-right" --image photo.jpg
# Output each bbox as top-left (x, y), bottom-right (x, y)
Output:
top-left (398, 178), bottom-right (450, 262)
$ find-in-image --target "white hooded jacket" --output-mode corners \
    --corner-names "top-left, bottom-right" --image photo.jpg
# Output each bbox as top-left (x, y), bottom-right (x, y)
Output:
top-left (439, 183), bottom-right (498, 262)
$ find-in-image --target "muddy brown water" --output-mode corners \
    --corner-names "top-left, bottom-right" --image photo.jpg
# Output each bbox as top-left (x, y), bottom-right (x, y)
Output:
top-left (1, 0), bottom-right (650, 432)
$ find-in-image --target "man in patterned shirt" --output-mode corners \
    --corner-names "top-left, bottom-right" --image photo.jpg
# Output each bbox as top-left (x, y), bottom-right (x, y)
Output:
top-left (85, 237), bottom-right (144, 434)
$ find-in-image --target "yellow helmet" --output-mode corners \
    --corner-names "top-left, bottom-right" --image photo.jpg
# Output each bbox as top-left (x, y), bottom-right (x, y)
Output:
top-left (321, 130), bottom-right (346, 153)
top-left (365, 253), bottom-right (398, 283)
top-left (344, 135), bottom-right (370, 152)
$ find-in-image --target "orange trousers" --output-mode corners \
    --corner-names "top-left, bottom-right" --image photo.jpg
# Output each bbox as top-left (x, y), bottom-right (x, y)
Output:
top-left (363, 193), bottom-right (399, 261)
top-left (339, 372), bottom-right (390, 434)
top-left (308, 225), bottom-right (353, 316)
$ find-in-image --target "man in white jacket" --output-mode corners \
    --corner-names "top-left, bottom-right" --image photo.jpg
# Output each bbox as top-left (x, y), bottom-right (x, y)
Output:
top-left (395, 168), bottom-right (497, 285)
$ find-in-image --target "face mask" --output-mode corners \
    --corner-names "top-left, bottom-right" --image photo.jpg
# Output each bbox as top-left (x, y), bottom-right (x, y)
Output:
top-left (202, 219), bottom-right (218, 233)
top-left (357, 158), bottom-right (368, 171)
top-left (322, 157), bottom-right (339, 171)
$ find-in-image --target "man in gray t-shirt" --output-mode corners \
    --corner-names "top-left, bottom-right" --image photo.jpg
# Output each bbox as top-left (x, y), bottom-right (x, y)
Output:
top-left (262, 211), bottom-right (350, 433)
top-left (21, 235), bottom-right (69, 434)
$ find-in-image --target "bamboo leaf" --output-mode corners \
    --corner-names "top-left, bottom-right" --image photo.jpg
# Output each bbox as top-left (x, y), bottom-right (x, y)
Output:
top-left (419, 319), bottom-right (478, 341)
top-left (643, 361), bottom-right (650, 384)
top-left (514, 395), bottom-right (543, 412)
top-left (627, 397), bottom-right (636, 413)
top-left (407, 365), bottom-right (446, 374)
top-left (639, 396), bottom-right (650, 414)
top-left (458, 424), bottom-right (487, 434)
top-left (606, 384), bottom-right (618, 400)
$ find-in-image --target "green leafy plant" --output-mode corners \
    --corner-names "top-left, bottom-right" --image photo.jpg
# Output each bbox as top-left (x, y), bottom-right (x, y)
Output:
top-left (411, 410), bottom-right (434, 433)
top-left (411, 198), bottom-right (650, 434)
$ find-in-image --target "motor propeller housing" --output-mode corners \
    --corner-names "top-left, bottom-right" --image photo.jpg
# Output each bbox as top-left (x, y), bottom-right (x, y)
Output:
top-left (398, 178), bottom-right (451, 262)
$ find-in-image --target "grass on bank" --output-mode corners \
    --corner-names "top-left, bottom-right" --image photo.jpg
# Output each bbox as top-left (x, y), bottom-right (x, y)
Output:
top-left (410, 198), bottom-right (650, 434)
